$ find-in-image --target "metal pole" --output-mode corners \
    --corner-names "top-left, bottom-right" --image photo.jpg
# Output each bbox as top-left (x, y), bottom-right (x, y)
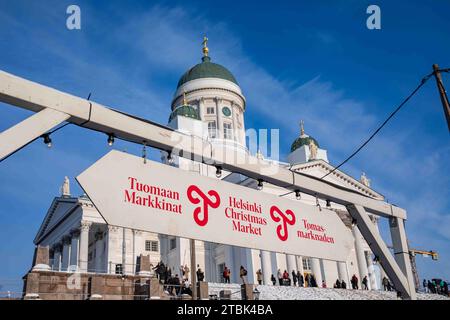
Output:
top-left (122, 228), bottom-right (126, 274)
top-left (409, 252), bottom-right (420, 292)
top-left (190, 238), bottom-right (197, 300)
top-left (432, 64), bottom-right (450, 132)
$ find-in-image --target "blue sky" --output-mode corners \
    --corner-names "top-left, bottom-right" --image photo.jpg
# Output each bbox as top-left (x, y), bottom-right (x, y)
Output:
top-left (0, 0), bottom-right (449, 293)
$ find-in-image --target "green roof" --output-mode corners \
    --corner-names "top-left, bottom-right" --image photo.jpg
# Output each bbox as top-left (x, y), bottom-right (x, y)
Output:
top-left (290, 136), bottom-right (320, 153)
top-left (168, 104), bottom-right (200, 122)
top-left (177, 56), bottom-right (238, 88)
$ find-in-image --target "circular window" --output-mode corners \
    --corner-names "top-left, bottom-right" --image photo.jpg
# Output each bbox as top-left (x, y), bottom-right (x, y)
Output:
top-left (222, 106), bottom-right (232, 117)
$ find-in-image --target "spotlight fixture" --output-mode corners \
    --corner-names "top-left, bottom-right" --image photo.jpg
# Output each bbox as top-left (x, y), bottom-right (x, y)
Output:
top-left (326, 199), bottom-right (331, 207)
top-left (315, 195), bottom-right (322, 211)
top-left (257, 179), bottom-right (264, 190)
top-left (215, 166), bottom-right (222, 178)
top-left (142, 143), bottom-right (147, 164)
top-left (295, 190), bottom-right (301, 200)
top-left (107, 134), bottom-right (115, 146)
top-left (42, 134), bottom-right (52, 148)
top-left (167, 151), bottom-right (174, 165)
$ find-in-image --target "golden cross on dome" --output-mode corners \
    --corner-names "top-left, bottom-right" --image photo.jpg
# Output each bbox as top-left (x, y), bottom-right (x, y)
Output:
top-left (202, 36), bottom-right (209, 57)
top-left (300, 120), bottom-right (305, 136)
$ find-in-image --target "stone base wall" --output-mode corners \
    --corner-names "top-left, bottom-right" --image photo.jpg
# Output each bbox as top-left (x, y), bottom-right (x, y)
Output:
top-left (22, 270), bottom-right (165, 300)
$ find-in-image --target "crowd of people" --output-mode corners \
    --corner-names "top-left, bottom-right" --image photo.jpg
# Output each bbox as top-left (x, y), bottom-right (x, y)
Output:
top-left (152, 261), bottom-right (449, 298)
top-left (256, 268), bottom-right (349, 289)
top-left (152, 261), bottom-right (206, 297)
top-left (423, 279), bottom-right (449, 296)
top-left (234, 266), bottom-right (378, 291)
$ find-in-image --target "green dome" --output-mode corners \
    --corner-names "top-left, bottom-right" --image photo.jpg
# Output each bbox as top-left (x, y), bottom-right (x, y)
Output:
top-left (290, 136), bottom-right (320, 153)
top-left (169, 104), bottom-right (200, 122)
top-left (177, 56), bottom-right (238, 88)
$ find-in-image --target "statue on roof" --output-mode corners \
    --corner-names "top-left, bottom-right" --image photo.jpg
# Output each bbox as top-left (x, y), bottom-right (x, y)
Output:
top-left (360, 172), bottom-right (371, 187)
top-left (60, 176), bottom-right (70, 197)
top-left (308, 140), bottom-right (318, 160)
top-left (256, 149), bottom-right (264, 160)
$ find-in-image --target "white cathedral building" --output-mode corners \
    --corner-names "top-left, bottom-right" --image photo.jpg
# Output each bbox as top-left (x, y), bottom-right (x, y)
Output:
top-left (33, 39), bottom-right (385, 290)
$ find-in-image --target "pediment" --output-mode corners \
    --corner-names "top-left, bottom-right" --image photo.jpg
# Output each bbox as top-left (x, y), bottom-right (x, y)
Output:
top-left (34, 197), bottom-right (79, 244)
top-left (291, 160), bottom-right (384, 200)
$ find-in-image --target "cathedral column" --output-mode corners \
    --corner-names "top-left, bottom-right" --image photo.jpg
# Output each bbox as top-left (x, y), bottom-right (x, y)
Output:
top-left (352, 225), bottom-right (369, 288)
top-left (132, 229), bottom-right (137, 274)
top-left (231, 101), bottom-right (237, 141)
top-left (214, 97), bottom-right (222, 138)
top-left (260, 250), bottom-right (272, 285)
top-left (61, 236), bottom-right (71, 271)
top-left (286, 255), bottom-right (297, 275)
top-left (53, 243), bottom-right (62, 271)
top-left (310, 258), bottom-right (323, 286)
top-left (69, 229), bottom-right (80, 271)
top-left (95, 231), bottom-right (104, 273)
top-left (365, 251), bottom-right (378, 290)
top-left (296, 256), bottom-right (305, 276)
top-left (105, 225), bottom-right (119, 274)
top-left (121, 227), bottom-right (128, 274)
top-left (79, 221), bottom-right (91, 272)
top-left (373, 216), bottom-right (387, 282)
top-left (337, 261), bottom-right (349, 285)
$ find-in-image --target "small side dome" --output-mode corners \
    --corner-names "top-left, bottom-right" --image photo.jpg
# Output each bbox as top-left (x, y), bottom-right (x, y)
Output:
top-left (168, 93), bottom-right (200, 122)
top-left (290, 120), bottom-right (320, 152)
top-left (291, 136), bottom-right (320, 152)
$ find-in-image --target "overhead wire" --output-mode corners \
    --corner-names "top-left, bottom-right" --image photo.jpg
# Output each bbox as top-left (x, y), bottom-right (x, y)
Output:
top-left (320, 71), bottom-right (435, 180)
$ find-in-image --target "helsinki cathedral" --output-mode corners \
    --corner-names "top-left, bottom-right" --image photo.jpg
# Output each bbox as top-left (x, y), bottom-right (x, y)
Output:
top-left (33, 38), bottom-right (385, 290)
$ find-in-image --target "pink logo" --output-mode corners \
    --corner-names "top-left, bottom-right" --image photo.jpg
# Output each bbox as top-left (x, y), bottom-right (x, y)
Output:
top-left (187, 185), bottom-right (220, 226)
top-left (270, 206), bottom-right (296, 241)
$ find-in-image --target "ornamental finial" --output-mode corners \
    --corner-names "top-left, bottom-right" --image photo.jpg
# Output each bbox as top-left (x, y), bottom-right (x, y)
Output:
top-left (300, 120), bottom-right (305, 136)
top-left (202, 36), bottom-right (209, 57)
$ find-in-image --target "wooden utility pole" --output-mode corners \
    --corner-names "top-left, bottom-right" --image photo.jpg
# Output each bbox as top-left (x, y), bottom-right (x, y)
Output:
top-left (432, 64), bottom-right (450, 132)
top-left (190, 238), bottom-right (197, 300)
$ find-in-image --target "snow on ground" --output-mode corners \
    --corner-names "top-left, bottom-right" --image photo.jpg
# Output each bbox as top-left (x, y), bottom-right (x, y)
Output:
top-left (208, 283), bottom-right (449, 300)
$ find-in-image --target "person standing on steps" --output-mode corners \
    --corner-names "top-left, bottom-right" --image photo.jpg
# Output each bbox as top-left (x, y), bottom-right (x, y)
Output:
top-left (223, 265), bottom-right (231, 284)
top-left (351, 274), bottom-right (359, 289)
top-left (240, 266), bottom-right (248, 284)
top-left (297, 271), bottom-right (304, 287)
top-left (256, 269), bottom-right (263, 285)
top-left (277, 269), bottom-right (283, 286)
top-left (292, 270), bottom-right (298, 287)
top-left (196, 266), bottom-right (204, 282)
top-left (362, 276), bottom-right (368, 290)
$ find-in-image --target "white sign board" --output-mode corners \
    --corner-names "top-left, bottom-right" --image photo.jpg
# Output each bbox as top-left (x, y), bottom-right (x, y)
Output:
top-left (77, 150), bottom-right (353, 261)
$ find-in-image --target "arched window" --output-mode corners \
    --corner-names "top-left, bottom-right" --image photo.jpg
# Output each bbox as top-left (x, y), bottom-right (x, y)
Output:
top-left (223, 123), bottom-right (233, 140)
top-left (208, 121), bottom-right (217, 139)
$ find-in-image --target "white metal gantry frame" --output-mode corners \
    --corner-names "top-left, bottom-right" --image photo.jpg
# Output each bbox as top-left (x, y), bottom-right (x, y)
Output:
top-left (0, 70), bottom-right (417, 299)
